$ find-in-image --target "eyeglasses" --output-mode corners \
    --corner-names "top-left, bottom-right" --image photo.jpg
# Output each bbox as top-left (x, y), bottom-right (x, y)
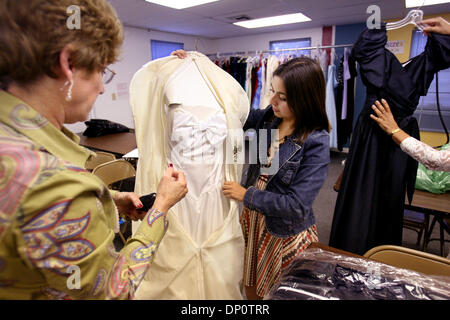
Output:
top-left (102, 67), bottom-right (116, 84)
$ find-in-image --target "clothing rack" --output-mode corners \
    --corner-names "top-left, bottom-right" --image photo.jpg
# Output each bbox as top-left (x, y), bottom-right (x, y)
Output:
top-left (206, 43), bottom-right (353, 58)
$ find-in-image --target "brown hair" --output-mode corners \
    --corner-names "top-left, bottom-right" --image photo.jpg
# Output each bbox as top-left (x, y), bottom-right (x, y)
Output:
top-left (0, 0), bottom-right (123, 88)
top-left (273, 57), bottom-right (330, 144)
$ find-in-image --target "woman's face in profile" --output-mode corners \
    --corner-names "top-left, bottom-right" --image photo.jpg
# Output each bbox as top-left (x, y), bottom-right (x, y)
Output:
top-left (269, 76), bottom-right (294, 122)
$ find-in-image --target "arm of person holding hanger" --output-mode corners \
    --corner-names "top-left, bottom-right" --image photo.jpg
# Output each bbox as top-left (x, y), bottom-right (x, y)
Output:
top-left (421, 17), bottom-right (450, 36)
top-left (370, 99), bottom-right (450, 172)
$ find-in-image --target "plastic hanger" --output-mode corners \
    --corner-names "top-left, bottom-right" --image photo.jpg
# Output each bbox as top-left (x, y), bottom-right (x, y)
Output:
top-left (386, 9), bottom-right (424, 31)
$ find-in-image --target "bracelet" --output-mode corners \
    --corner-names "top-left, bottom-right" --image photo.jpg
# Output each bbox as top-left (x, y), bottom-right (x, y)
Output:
top-left (389, 128), bottom-right (401, 136)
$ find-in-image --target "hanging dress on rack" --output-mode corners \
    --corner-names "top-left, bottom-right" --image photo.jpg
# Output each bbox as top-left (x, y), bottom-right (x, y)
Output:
top-left (329, 24), bottom-right (450, 255)
top-left (252, 62), bottom-right (263, 110)
top-left (319, 49), bottom-right (329, 83)
top-left (129, 52), bottom-right (249, 299)
top-left (334, 56), bottom-right (345, 150)
top-left (246, 57), bottom-right (254, 102)
top-left (326, 64), bottom-right (338, 149)
top-left (260, 55), bottom-right (280, 108)
top-left (258, 58), bottom-right (267, 109)
top-left (335, 49), bottom-right (357, 151)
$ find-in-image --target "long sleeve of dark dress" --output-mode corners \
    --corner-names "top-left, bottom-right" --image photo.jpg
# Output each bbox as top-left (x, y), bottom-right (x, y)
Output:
top-left (329, 24), bottom-right (450, 255)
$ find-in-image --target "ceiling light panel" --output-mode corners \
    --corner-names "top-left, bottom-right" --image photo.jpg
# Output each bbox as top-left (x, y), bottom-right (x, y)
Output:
top-left (233, 13), bottom-right (311, 29)
top-left (145, 0), bottom-right (220, 10)
top-left (405, 0), bottom-right (450, 7)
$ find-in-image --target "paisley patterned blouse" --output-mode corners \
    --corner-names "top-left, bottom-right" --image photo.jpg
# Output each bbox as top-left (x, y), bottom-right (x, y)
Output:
top-left (0, 91), bottom-right (167, 299)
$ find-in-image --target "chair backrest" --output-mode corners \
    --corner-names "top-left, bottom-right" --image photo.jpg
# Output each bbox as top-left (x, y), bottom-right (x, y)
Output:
top-left (85, 151), bottom-right (116, 170)
top-left (92, 159), bottom-right (136, 187)
top-left (364, 245), bottom-right (450, 277)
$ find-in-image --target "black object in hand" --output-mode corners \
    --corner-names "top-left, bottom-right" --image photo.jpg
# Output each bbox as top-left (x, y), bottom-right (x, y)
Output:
top-left (139, 193), bottom-right (156, 212)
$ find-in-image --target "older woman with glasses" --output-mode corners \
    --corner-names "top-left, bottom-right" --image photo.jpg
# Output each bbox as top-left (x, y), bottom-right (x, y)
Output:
top-left (0, 0), bottom-right (187, 299)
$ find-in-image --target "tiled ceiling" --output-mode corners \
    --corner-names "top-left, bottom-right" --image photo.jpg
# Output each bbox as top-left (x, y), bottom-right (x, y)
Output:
top-left (107, 0), bottom-right (450, 39)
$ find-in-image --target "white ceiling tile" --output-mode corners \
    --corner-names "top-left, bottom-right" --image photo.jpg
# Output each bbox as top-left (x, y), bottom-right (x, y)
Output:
top-left (106, 0), bottom-right (450, 39)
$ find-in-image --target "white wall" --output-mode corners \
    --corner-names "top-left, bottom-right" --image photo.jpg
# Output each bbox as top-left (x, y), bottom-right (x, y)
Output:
top-left (66, 25), bottom-right (214, 133)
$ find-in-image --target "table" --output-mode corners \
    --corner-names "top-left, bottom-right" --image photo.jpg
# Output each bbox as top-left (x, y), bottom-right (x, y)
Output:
top-left (405, 189), bottom-right (450, 256)
top-left (77, 132), bottom-right (137, 157)
top-left (406, 189), bottom-right (450, 213)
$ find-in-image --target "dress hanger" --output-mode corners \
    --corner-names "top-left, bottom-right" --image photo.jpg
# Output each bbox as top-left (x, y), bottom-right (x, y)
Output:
top-left (386, 9), bottom-right (424, 31)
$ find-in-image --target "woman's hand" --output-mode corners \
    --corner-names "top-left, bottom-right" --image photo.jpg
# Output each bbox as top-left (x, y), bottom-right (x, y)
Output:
top-left (113, 192), bottom-right (147, 221)
top-left (152, 166), bottom-right (188, 214)
top-left (370, 99), bottom-right (399, 134)
top-left (370, 99), bottom-right (410, 145)
top-left (171, 49), bottom-right (188, 59)
top-left (421, 17), bottom-right (450, 36)
top-left (222, 181), bottom-right (247, 202)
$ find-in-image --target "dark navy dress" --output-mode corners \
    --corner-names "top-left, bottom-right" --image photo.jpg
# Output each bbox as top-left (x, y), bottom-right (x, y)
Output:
top-left (329, 24), bottom-right (450, 255)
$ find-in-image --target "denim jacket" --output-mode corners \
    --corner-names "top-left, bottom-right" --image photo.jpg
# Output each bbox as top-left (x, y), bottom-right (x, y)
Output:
top-left (242, 106), bottom-right (330, 238)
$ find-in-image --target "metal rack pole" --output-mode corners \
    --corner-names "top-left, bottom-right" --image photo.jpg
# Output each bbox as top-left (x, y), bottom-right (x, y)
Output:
top-left (206, 43), bottom-right (353, 57)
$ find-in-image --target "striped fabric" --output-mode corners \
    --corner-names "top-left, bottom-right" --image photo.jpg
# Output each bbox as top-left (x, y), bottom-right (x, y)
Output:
top-left (240, 174), bottom-right (318, 298)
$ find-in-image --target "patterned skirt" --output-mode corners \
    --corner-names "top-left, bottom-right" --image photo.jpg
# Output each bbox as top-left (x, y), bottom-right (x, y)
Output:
top-left (240, 174), bottom-right (319, 298)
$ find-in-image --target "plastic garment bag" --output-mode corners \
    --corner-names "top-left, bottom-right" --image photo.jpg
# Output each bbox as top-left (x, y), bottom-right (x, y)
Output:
top-left (266, 248), bottom-right (450, 300)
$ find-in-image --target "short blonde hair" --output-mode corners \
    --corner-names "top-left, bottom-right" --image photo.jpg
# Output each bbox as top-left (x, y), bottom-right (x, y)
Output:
top-left (0, 0), bottom-right (123, 88)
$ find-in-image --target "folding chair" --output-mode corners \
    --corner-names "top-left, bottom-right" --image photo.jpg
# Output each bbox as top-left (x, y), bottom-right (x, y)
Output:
top-left (85, 151), bottom-right (116, 171)
top-left (93, 159), bottom-right (136, 245)
top-left (364, 245), bottom-right (450, 277)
